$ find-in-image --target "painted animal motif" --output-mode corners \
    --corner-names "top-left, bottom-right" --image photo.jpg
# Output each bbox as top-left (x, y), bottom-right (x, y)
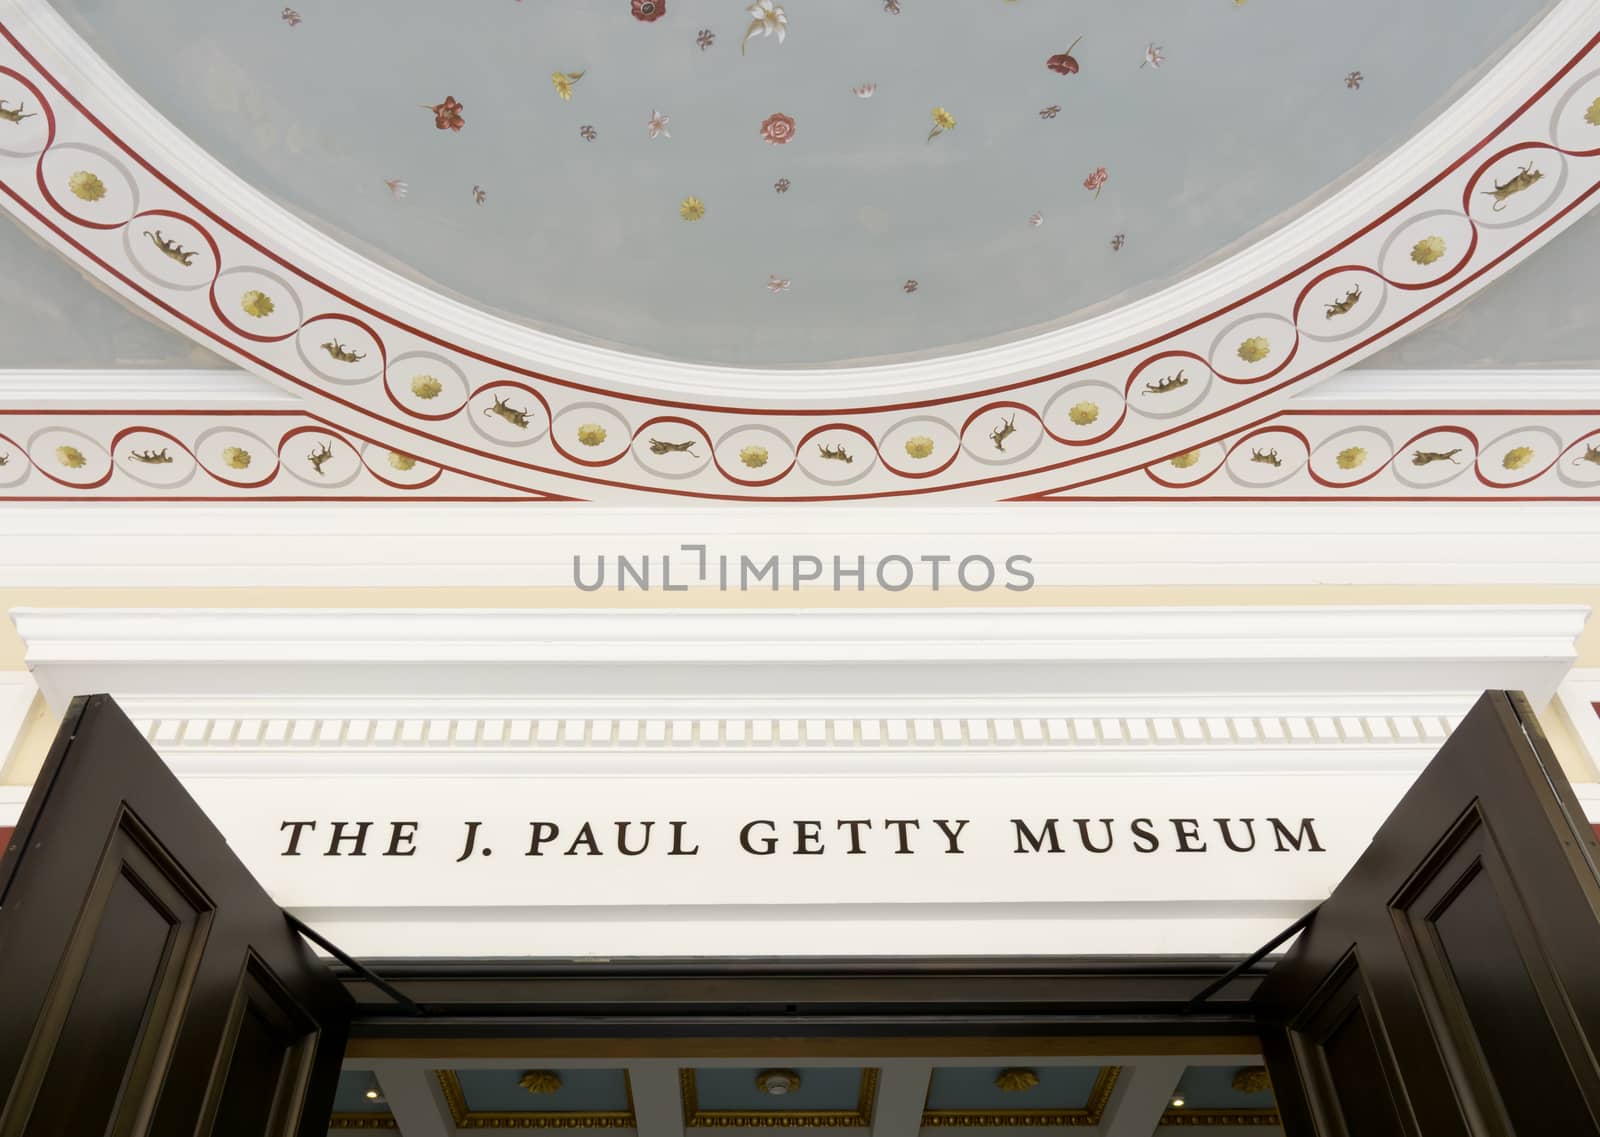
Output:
top-left (1250, 447), bottom-right (1282, 467)
top-left (0, 99), bottom-right (36, 124)
top-left (817, 442), bottom-right (853, 464)
top-left (308, 440), bottom-right (335, 475)
top-left (320, 340), bottom-right (366, 363)
top-left (0, 452), bottom-right (8, 466)
top-left (484, 394), bottom-right (532, 429)
top-left (142, 229), bottom-right (198, 267)
top-left (1481, 163), bottom-right (1543, 211)
top-left (1411, 448), bottom-right (1462, 466)
top-left (1324, 285), bottom-right (1362, 319)
top-left (1144, 370), bottom-right (1188, 395)
top-left (127, 448), bottom-right (172, 465)
top-left (1573, 442), bottom-right (1600, 466)
top-left (989, 414), bottom-right (1017, 452)
top-left (648, 438), bottom-right (699, 456)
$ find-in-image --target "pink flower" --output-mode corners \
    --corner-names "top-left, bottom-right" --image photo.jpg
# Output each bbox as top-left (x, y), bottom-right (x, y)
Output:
top-left (632, 0), bottom-right (665, 21)
top-left (423, 96), bottom-right (464, 131)
top-left (1083, 166), bottom-right (1108, 197)
top-left (1047, 36), bottom-right (1083, 75)
top-left (760, 112), bottom-right (796, 145)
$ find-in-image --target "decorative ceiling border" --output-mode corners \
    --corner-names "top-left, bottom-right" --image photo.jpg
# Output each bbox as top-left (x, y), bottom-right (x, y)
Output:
top-left (920, 1066), bottom-right (1120, 1127)
top-left (0, 1), bottom-right (1599, 500)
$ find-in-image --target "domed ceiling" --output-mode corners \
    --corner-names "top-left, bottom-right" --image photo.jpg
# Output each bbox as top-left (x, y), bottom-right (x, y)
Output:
top-left (1, 0), bottom-right (1599, 502)
top-left (46, 0), bottom-right (1554, 367)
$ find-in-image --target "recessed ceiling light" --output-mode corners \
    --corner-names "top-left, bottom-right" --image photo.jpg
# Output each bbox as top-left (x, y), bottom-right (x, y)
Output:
top-left (1170, 1096), bottom-right (1186, 1108)
top-left (756, 1070), bottom-right (802, 1096)
top-left (365, 1090), bottom-right (381, 1101)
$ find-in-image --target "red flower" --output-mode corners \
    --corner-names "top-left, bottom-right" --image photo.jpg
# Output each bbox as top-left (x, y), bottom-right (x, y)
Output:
top-left (1047, 36), bottom-right (1082, 75)
top-left (425, 95), bottom-right (464, 131)
top-left (760, 112), bottom-right (796, 145)
top-left (632, 0), bottom-right (665, 20)
top-left (1083, 166), bottom-right (1108, 198)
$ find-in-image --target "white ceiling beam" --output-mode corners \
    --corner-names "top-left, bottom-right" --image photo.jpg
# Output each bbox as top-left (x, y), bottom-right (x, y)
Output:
top-left (628, 1064), bottom-right (685, 1137)
top-left (363, 1060), bottom-right (453, 1137)
top-left (1098, 1058), bottom-right (1191, 1137)
top-left (871, 1063), bottom-right (932, 1137)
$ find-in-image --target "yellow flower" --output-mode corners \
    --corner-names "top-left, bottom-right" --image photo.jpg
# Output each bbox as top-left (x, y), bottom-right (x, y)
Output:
top-left (1170, 450), bottom-right (1200, 469)
top-left (932, 107), bottom-right (956, 131)
top-left (1068, 401), bottom-right (1099, 426)
top-left (55, 445), bottom-right (87, 469)
top-left (387, 451), bottom-right (417, 471)
top-left (551, 70), bottom-right (585, 100)
top-left (680, 195), bottom-right (706, 221)
top-left (905, 435), bottom-right (935, 460)
top-left (68, 171), bottom-right (107, 202)
top-left (222, 446), bottom-right (252, 470)
top-left (1237, 336), bottom-right (1271, 363)
top-left (240, 290), bottom-right (275, 318)
top-left (1586, 97), bottom-right (1600, 126)
top-left (739, 444), bottom-right (769, 469)
top-left (1502, 446), bottom-right (1535, 470)
top-left (410, 374), bottom-right (442, 399)
top-left (1336, 446), bottom-right (1366, 470)
top-left (1410, 236), bottom-right (1446, 266)
top-left (576, 423), bottom-right (607, 447)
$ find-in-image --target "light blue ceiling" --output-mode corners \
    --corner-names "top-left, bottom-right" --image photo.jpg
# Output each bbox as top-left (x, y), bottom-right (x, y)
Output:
top-left (452, 1068), bottom-right (631, 1113)
top-left (48, 0), bottom-right (1553, 367)
top-left (0, 212), bottom-right (225, 368)
top-left (691, 1066), bottom-right (863, 1112)
top-left (924, 1066), bottom-right (1101, 1111)
top-left (331, 1069), bottom-right (392, 1115)
top-left (1356, 204), bottom-right (1600, 370)
top-left (1168, 1065), bottom-right (1277, 1111)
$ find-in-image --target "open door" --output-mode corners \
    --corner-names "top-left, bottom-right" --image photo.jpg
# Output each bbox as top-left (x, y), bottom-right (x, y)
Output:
top-left (0, 694), bottom-right (349, 1137)
top-left (1255, 690), bottom-right (1600, 1136)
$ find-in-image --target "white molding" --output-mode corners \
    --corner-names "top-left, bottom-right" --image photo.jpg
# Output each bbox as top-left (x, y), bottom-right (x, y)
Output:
top-left (0, 369), bottom-right (296, 409)
top-left (1, 0), bottom-right (1594, 404)
top-left (0, 672), bottom-right (37, 774)
top-left (2, 503), bottom-right (1599, 587)
top-left (0, 784), bottom-right (28, 827)
top-left (1576, 783), bottom-right (1600, 823)
top-left (1557, 668), bottom-right (1600, 776)
top-left (1293, 369), bottom-right (1600, 408)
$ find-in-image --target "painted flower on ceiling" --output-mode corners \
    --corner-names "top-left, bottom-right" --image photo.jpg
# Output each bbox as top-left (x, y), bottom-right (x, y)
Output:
top-left (280, 7), bottom-right (301, 26)
top-left (697, 28), bottom-right (715, 50)
top-left (905, 436), bottom-right (935, 459)
top-left (1142, 43), bottom-right (1164, 69)
top-left (903, 279), bottom-right (919, 293)
top-left (384, 178), bottom-right (407, 199)
top-left (472, 185), bottom-right (487, 205)
top-left (68, 171), bottom-right (107, 202)
top-left (1047, 37), bottom-right (1083, 76)
top-left (648, 110), bottom-right (671, 139)
top-left (1028, 211), bottom-right (1043, 227)
top-left (774, 177), bottom-right (790, 193)
top-left (55, 445), bottom-right (86, 469)
top-left (240, 290), bottom-right (275, 318)
top-left (768, 274), bottom-right (791, 293)
top-left (1503, 446), bottom-right (1535, 470)
top-left (680, 195), bottom-right (706, 221)
top-left (1083, 166), bottom-right (1108, 197)
top-left (423, 96), bottom-right (464, 131)
top-left (580, 124), bottom-right (597, 141)
top-left (1345, 71), bottom-right (1363, 90)
top-left (1336, 446), bottom-right (1367, 470)
top-left (1110, 233), bottom-right (1126, 251)
top-left (1237, 336), bottom-right (1271, 363)
top-left (1039, 105), bottom-right (1060, 119)
top-left (631, 0), bottom-right (665, 21)
top-left (761, 113), bottom-right (796, 145)
top-left (1410, 235), bottom-right (1446, 265)
top-left (742, 0), bottom-right (786, 54)
top-left (928, 107), bottom-right (956, 141)
top-left (551, 71), bottom-right (586, 101)
top-left (852, 83), bottom-right (877, 98)
top-left (1585, 96), bottom-right (1600, 126)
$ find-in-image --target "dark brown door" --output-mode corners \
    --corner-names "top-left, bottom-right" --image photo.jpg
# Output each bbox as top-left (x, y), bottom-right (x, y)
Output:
top-left (0, 695), bottom-right (349, 1137)
top-left (1255, 690), bottom-right (1600, 1137)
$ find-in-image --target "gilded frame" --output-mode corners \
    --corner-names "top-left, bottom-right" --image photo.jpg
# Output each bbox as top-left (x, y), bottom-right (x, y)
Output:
top-left (436, 1069), bottom-right (638, 1129)
top-left (919, 1066), bottom-right (1121, 1128)
top-left (1156, 1107), bottom-right (1281, 1126)
top-left (680, 1068), bottom-right (880, 1128)
top-left (327, 1118), bottom-right (398, 1131)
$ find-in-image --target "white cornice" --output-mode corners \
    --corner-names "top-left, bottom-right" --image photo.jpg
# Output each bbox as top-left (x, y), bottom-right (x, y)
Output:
top-left (2, 503), bottom-right (1599, 587)
top-left (0, 369), bottom-right (296, 409)
top-left (13, 605), bottom-right (1586, 717)
top-left (1293, 369), bottom-right (1600, 409)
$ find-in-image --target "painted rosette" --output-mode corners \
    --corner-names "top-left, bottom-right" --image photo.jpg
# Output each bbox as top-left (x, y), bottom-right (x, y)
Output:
top-left (1391, 429), bottom-right (1476, 489)
top-left (0, 76), bottom-right (51, 158)
top-left (1466, 147), bottom-right (1566, 230)
top-left (1043, 380), bottom-right (1124, 445)
top-left (1125, 354), bottom-right (1212, 420)
top-left (469, 385), bottom-right (549, 447)
top-left (1549, 68), bottom-right (1600, 156)
top-left (387, 352), bottom-right (471, 419)
top-left (27, 426), bottom-right (111, 488)
top-left (714, 423), bottom-right (795, 485)
top-left (631, 420), bottom-right (713, 480)
top-left (1223, 429), bottom-right (1308, 489)
top-left (877, 415), bottom-right (960, 478)
top-left (39, 143), bottom-right (139, 227)
top-left (214, 265), bottom-right (304, 340)
top-left (552, 402), bottom-right (633, 465)
top-left (1377, 209), bottom-right (1475, 287)
top-left (359, 441), bottom-right (439, 488)
top-left (1296, 271), bottom-right (1386, 344)
top-left (124, 212), bottom-right (217, 291)
top-left (1309, 425), bottom-right (1393, 487)
top-left (1557, 433), bottom-right (1600, 488)
top-left (961, 406), bottom-right (1043, 466)
top-left (1146, 441), bottom-right (1226, 488)
top-left (796, 426), bottom-right (877, 486)
top-left (115, 430), bottom-right (199, 490)
top-left (296, 318), bottom-right (385, 385)
top-left (193, 425), bottom-right (281, 487)
top-left (280, 429), bottom-right (363, 488)
top-left (1476, 424), bottom-right (1563, 487)
top-left (1207, 313), bottom-right (1295, 384)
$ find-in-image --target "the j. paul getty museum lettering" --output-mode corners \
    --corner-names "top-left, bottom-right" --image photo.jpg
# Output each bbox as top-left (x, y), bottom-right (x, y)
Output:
top-left (276, 815), bottom-right (1327, 861)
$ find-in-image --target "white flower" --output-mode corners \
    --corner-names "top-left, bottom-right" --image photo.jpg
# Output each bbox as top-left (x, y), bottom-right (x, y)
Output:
top-left (1028, 211), bottom-right (1043, 227)
top-left (852, 82), bottom-right (876, 98)
top-left (742, 0), bottom-right (787, 53)
top-left (647, 109), bottom-right (670, 139)
top-left (767, 274), bottom-right (791, 293)
top-left (384, 178), bottom-right (408, 199)
top-left (1142, 42), bottom-right (1165, 69)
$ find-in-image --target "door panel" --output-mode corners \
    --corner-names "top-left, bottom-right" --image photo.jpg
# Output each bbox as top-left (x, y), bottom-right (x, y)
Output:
top-left (0, 695), bottom-right (349, 1137)
top-left (1256, 691), bottom-right (1600, 1137)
